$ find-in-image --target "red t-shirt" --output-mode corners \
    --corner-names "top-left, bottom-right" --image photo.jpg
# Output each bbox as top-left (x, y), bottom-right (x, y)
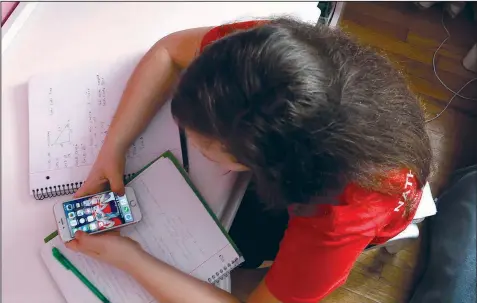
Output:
top-left (200, 21), bottom-right (423, 303)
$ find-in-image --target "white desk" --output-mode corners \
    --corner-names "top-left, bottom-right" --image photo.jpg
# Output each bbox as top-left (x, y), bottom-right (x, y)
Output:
top-left (1, 2), bottom-right (320, 302)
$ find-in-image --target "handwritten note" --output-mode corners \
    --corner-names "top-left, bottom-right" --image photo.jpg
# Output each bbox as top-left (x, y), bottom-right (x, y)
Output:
top-left (28, 54), bottom-right (182, 192)
top-left (41, 72), bottom-right (141, 171)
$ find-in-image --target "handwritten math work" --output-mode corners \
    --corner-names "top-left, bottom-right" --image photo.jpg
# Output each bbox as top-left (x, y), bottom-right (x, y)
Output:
top-left (28, 54), bottom-right (182, 189)
top-left (43, 73), bottom-right (146, 172)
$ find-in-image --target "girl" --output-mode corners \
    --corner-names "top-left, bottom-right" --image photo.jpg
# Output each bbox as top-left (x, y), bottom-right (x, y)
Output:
top-left (69, 18), bottom-right (431, 303)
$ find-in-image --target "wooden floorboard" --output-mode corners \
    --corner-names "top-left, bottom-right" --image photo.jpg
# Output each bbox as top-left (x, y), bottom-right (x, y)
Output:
top-left (340, 1), bottom-right (477, 195)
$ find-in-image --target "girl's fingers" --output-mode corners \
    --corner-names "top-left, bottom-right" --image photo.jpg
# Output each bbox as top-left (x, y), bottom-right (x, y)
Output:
top-left (74, 231), bottom-right (101, 250)
top-left (65, 239), bottom-right (79, 251)
top-left (74, 177), bottom-right (106, 198)
top-left (74, 179), bottom-right (94, 197)
top-left (106, 230), bottom-right (122, 236)
top-left (108, 172), bottom-right (125, 196)
top-left (66, 231), bottom-right (111, 251)
top-left (66, 240), bottom-right (99, 258)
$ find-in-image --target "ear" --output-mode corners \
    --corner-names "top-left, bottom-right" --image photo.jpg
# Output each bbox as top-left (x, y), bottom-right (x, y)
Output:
top-left (227, 153), bottom-right (238, 163)
top-left (231, 163), bottom-right (250, 172)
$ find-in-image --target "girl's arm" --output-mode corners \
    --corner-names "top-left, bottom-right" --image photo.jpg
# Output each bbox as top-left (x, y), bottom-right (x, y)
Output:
top-left (127, 251), bottom-right (280, 303)
top-left (75, 27), bottom-right (211, 196)
top-left (126, 249), bottom-right (240, 303)
top-left (67, 231), bottom-right (281, 303)
top-left (104, 27), bottom-right (211, 154)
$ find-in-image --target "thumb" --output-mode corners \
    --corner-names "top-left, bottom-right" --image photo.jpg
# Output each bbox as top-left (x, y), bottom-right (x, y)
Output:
top-left (109, 171), bottom-right (125, 196)
top-left (74, 182), bottom-right (92, 198)
top-left (75, 177), bottom-right (106, 198)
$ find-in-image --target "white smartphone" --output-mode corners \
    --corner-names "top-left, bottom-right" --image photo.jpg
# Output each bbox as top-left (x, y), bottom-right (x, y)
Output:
top-left (54, 187), bottom-right (142, 242)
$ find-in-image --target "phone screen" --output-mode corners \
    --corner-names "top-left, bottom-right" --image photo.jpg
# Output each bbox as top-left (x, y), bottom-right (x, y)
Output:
top-left (63, 192), bottom-right (134, 237)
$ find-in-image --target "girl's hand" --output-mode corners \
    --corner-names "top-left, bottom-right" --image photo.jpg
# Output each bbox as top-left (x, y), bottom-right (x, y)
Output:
top-left (75, 144), bottom-right (126, 197)
top-left (66, 231), bottom-right (144, 271)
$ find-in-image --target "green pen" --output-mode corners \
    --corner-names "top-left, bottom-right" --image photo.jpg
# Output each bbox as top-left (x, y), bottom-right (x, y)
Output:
top-left (52, 247), bottom-right (110, 303)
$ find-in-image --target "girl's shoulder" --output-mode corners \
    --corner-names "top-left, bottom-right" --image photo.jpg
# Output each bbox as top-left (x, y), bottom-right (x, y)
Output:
top-left (340, 169), bottom-right (422, 209)
top-left (200, 20), bottom-right (267, 52)
top-left (292, 169), bottom-right (423, 225)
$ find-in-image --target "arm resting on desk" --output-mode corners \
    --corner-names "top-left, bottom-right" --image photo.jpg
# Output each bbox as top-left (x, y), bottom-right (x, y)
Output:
top-left (67, 231), bottom-right (280, 303)
top-left (104, 26), bottom-right (211, 154)
top-left (125, 253), bottom-right (279, 303)
top-left (75, 26), bottom-right (211, 196)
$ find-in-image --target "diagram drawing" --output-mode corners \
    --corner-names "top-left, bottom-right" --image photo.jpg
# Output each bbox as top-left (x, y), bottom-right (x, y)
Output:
top-left (49, 123), bottom-right (72, 146)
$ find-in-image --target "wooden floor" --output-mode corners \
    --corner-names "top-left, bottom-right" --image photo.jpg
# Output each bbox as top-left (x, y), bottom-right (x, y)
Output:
top-left (339, 2), bottom-right (477, 196)
top-left (320, 2), bottom-right (477, 303)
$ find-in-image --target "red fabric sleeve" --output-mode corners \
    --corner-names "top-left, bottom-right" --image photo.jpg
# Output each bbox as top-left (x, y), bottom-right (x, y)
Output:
top-left (200, 20), bottom-right (267, 52)
top-left (265, 172), bottom-right (421, 303)
top-left (265, 208), bottom-right (379, 302)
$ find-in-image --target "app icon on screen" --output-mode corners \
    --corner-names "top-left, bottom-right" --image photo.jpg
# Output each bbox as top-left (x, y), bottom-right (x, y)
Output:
top-left (79, 218), bottom-right (86, 224)
top-left (125, 214), bottom-right (133, 222)
top-left (119, 197), bottom-right (128, 206)
top-left (84, 208), bottom-right (92, 215)
top-left (103, 192), bottom-right (114, 202)
top-left (76, 210), bottom-right (84, 216)
top-left (80, 225), bottom-right (89, 232)
top-left (65, 204), bottom-right (74, 211)
top-left (70, 219), bottom-right (78, 227)
top-left (89, 222), bottom-right (98, 231)
top-left (76, 203), bottom-right (81, 208)
top-left (68, 212), bottom-right (76, 219)
top-left (83, 199), bottom-right (92, 207)
top-left (122, 206), bottom-right (130, 213)
top-left (98, 221), bottom-right (104, 228)
top-left (87, 215), bottom-right (94, 222)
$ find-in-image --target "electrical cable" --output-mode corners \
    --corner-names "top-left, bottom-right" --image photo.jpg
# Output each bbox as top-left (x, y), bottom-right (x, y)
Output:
top-left (425, 11), bottom-right (477, 123)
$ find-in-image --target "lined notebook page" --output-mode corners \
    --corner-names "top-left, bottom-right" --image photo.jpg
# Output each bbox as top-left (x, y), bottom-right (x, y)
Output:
top-left (41, 157), bottom-right (241, 303)
top-left (28, 54), bottom-right (182, 194)
top-left (41, 236), bottom-right (151, 303)
top-left (124, 158), bottom-right (241, 281)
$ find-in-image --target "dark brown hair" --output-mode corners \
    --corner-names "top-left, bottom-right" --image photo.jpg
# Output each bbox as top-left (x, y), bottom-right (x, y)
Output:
top-left (171, 18), bottom-right (432, 208)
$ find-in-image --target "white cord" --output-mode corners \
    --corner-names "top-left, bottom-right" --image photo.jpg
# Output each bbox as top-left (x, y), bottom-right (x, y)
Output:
top-left (425, 78), bottom-right (477, 123)
top-left (432, 12), bottom-right (477, 101)
top-left (425, 12), bottom-right (477, 123)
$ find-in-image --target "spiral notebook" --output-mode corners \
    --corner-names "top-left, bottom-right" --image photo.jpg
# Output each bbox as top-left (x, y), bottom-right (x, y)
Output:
top-left (28, 53), bottom-right (182, 200)
top-left (41, 152), bottom-right (244, 303)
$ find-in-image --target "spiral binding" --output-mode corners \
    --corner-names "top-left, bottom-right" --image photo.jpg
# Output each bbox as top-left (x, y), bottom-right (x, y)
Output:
top-left (32, 182), bottom-right (83, 200)
top-left (33, 173), bottom-right (136, 200)
top-left (207, 257), bottom-right (241, 285)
